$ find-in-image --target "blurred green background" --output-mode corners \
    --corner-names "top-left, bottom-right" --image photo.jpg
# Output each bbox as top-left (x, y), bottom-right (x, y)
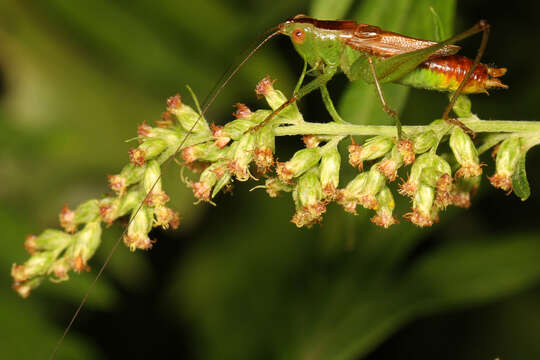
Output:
top-left (2, 0), bottom-right (540, 359)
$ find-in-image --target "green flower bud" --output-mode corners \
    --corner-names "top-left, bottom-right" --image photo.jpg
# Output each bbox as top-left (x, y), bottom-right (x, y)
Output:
top-left (405, 183), bottom-right (436, 227)
top-left (228, 132), bottom-right (255, 181)
top-left (256, 77), bottom-right (288, 111)
top-left (181, 141), bottom-right (226, 164)
top-left (12, 277), bottom-right (44, 298)
top-left (371, 187), bottom-right (398, 228)
top-left (123, 206), bottom-right (154, 251)
top-left (253, 123), bottom-right (275, 174)
top-left (319, 146), bottom-right (341, 197)
top-left (452, 94), bottom-right (472, 118)
top-left (337, 172), bottom-right (368, 214)
top-left (399, 153), bottom-right (434, 197)
top-left (263, 177), bottom-right (294, 198)
top-left (449, 127), bottom-right (482, 178)
top-left (276, 147), bottom-right (322, 183)
top-left (11, 250), bottom-right (59, 283)
top-left (69, 221), bottom-right (102, 271)
top-left (489, 137), bottom-right (522, 191)
top-left (412, 130), bottom-right (438, 154)
top-left (141, 160), bottom-right (169, 206)
top-left (255, 77), bottom-right (302, 122)
top-left (397, 139), bottom-right (415, 165)
top-left (129, 138), bottom-right (168, 166)
top-left (291, 169), bottom-right (326, 228)
top-left (212, 171), bottom-right (233, 198)
top-left (452, 175), bottom-right (481, 208)
top-left (359, 165), bottom-right (386, 210)
top-left (190, 162), bottom-right (228, 202)
top-left (73, 199), bottom-right (100, 224)
top-left (108, 163), bottom-right (147, 195)
top-left (167, 94), bottom-right (211, 135)
top-left (348, 136), bottom-right (394, 171)
top-left (377, 146), bottom-right (403, 181)
top-left (24, 230), bottom-right (73, 255)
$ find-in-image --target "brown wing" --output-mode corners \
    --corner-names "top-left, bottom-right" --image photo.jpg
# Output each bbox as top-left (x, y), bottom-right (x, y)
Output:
top-left (342, 24), bottom-right (460, 58)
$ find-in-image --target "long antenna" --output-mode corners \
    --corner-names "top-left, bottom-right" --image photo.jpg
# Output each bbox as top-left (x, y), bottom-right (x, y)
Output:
top-left (49, 25), bottom-right (281, 360)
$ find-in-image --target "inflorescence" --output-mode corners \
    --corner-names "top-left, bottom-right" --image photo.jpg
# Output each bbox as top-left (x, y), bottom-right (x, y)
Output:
top-left (11, 76), bottom-right (538, 297)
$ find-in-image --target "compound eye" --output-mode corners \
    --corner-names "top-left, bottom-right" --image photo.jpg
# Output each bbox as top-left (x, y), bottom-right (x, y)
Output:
top-left (292, 28), bottom-right (306, 44)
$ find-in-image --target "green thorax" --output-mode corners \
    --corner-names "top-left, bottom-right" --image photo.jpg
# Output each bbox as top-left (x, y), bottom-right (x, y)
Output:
top-left (281, 22), bottom-right (364, 77)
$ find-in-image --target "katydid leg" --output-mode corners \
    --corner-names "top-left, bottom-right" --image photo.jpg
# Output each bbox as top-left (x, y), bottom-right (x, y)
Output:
top-left (367, 56), bottom-right (403, 139)
top-left (320, 85), bottom-right (347, 124)
top-left (442, 20), bottom-right (490, 135)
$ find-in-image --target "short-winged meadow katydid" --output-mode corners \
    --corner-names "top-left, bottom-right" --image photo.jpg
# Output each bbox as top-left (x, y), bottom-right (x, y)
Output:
top-left (255, 14), bottom-right (507, 138)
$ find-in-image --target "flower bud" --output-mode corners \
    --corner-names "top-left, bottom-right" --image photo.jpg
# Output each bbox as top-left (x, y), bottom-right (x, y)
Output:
top-left (50, 256), bottom-right (71, 281)
top-left (303, 135), bottom-right (322, 148)
top-left (233, 103), bottom-right (252, 119)
top-left (397, 139), bottom-right (415, 165)
top-left (357, 165), bottom-right (386, 210)
top-left (211, 170), bottom-right (233, 198)
top-left (276, 147), bottom-right (322, 183)
top-left (451, 175), bottom-right (481, 208)
top-left (370, 187), bottom-right (398, 228)
top-left (489, 137), bottom-right (522, 192)
top-left (255, 77), bottom-right (287, 110)
top-left (129, 138), bottom-right (168, 166)
top-left (377, 146), bottom-right (403, 181)
top-left (228, 133), bottom-right (255, 181)
top-left (190, 162), bottom-right (228, 202)
top-left (291, 169), bottom-right (326, 228)
top-left (399, 153), bottom-right (436, 197)
top-left (449, 127), bottom-right (482, 178)
top-left (412, 130), bottom-right (438, 154)
top-left (167, 94), bottom-right (211, 135)
top-left (337, 172), bottom-right (368, 214)
top-left (24, 230), bottom-right (73, 255)
top-left (11, 250), bottom-right (58, 282)
top-left (452, 94), bottom-right (472, 118)
top-left (253, 124), bottom-right (275, 174)
top-left (348, 136), bottom-right (393, 171)
top-left (319, 146), bottom-right (341, 197)
top-left (404, 183), bottom-right (436, 227)
top-left (69, 221), bottom-right (102, 271)
top-left (123, 206), bottom-right (154, 251)
top-left (142, 160), bottom-right (169, 206)
top-left (263, 177), bottom-right (293, 198)
top-left (109, 163), bottom-right (147, 195)
top-left (181, 141), bottom-right (225, 164)
top-left (12, 277), bottom-right (43, 298)
top-left (73, 199), bottom-right (100, 224)
top-left (153, 206), bottom-right (180, 230)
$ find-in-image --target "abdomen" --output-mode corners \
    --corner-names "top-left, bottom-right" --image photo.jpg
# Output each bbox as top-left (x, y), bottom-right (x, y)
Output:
top-left (398, 55), bottom-right (507, 93)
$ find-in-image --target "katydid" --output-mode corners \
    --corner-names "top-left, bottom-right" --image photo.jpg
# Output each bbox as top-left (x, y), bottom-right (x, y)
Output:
top-left (255, 15), bottom-right (507, 137)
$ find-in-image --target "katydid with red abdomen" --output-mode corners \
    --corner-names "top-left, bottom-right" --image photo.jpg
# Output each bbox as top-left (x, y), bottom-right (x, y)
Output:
top-left (260, 15), bottom-right (507, 137)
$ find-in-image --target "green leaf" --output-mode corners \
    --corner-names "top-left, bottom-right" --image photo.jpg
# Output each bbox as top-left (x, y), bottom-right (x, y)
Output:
top-left (310, 0), bottom-right (355, 19)
top-left (512, 149), bottom-right (531, 201)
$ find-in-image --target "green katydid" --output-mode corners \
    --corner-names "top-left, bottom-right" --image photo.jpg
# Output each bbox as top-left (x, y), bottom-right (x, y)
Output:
top-left (253, 14), bottom-right (507, 138)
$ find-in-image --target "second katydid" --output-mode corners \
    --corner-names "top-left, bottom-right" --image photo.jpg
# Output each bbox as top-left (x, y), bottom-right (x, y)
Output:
top-left (256, 14), bottom-right (507, 137)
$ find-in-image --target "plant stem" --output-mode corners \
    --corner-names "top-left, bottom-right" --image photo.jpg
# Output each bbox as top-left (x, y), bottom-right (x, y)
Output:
top-left (274, 117), bottom-right (540, 137)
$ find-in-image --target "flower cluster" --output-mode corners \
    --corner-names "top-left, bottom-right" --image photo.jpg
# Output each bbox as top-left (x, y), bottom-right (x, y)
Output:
top-left (12, 76), bottom-right (537, 297)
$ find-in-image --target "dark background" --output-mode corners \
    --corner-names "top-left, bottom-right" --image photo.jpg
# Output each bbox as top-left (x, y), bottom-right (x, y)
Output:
top-left (1, 1), bottom-right (539, 359)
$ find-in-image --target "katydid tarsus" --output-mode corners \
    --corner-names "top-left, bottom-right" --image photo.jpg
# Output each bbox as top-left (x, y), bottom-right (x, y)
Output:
top-left (50, 13), bottom-right (507, 358)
